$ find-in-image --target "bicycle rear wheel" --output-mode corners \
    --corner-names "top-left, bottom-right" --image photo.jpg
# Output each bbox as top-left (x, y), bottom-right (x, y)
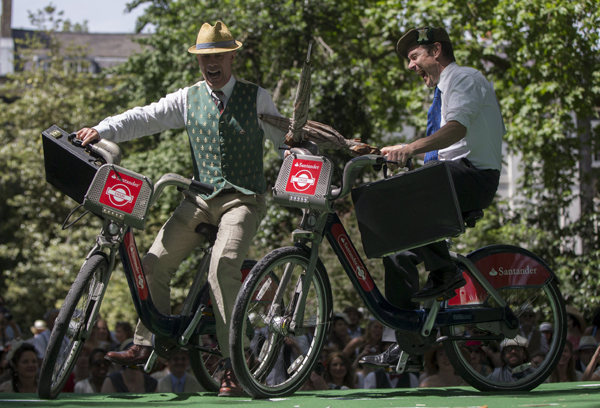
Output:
top-left (442, 245), bottom-right (566, 391)
top-left (189, 259), bottom-right (257, 392)
top-left (38, 254), bottom-right (108, 399)
top-left (229, 246), bottom-right (332, 398)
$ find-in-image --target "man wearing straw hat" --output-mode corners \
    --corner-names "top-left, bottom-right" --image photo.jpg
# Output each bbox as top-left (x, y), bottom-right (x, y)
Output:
top-left (77, 21), bottom-right (286, 397)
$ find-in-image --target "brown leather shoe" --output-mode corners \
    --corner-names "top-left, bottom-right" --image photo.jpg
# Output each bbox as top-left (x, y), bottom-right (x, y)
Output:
top-left (218, 367), bottom-right (244, 397)
top-left (105, 344), bottom-right (152, 365)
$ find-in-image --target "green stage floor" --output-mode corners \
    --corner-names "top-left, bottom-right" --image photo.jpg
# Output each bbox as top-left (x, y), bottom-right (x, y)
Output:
top-left (2, 382), bottom-right (599, 408)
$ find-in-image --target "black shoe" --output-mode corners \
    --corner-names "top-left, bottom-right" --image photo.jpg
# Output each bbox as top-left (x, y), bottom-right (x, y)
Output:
top-left (359, 344), bottom-right (401, 367)
top-left (360, 344), bottom-right (424, 372)
top-left (411, 267), bottom-right (467, 302)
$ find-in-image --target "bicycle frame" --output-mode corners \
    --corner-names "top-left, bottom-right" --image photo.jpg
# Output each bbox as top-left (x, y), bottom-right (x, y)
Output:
top-left (85, 219), bottom-right (214, 349)
top-left (294, 211), bottom-right (521, 338)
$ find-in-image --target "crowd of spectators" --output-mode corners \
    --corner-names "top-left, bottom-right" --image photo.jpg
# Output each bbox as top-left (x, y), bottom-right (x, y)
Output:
top-left (1, 293), bottom-right (599, 394)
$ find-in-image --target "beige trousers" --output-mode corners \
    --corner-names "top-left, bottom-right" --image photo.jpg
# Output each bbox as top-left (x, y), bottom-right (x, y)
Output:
top-left (134, 190), bottom-right (266, 358)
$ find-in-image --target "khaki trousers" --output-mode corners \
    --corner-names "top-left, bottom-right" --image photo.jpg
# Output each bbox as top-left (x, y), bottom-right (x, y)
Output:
top-left (134, 190), bottom-right (266, 358)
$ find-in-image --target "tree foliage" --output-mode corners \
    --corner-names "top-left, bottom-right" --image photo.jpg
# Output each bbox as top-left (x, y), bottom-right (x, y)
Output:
top-left (2, 0), bottom-right (600, 332)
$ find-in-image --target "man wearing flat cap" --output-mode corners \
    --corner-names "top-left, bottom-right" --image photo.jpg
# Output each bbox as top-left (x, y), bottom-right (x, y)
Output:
top-left (362, 26), bottom-right (505, 369)
top-left (76, 21), bottom-right (286, 397)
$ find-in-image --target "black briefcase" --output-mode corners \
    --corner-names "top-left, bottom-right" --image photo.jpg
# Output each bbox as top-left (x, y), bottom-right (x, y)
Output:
top-left (42, 125), bottom-right (106, 204)
top-left (351, 162), bottom-right (464, 259)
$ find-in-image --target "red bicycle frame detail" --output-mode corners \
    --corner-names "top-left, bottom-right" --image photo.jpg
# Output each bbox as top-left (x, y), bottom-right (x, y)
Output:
top-left (123, 229), bottom-right (149, 301)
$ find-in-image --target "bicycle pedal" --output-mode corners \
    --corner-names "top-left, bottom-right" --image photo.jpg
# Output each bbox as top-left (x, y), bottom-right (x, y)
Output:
top-left (436, 290), bottom-right (458, 302)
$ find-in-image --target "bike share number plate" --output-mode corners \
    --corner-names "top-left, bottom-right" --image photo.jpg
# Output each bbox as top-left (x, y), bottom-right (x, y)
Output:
top-left (83, 164), bottom-right (153, 230)
top-left (272, 155), bottom-right (333, 211)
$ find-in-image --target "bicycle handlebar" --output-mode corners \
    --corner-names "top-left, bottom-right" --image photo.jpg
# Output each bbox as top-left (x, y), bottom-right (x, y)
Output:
top-left (150, 173), bottom-right (214, 208)
top-left (328, 155), bottom-right (388, 200)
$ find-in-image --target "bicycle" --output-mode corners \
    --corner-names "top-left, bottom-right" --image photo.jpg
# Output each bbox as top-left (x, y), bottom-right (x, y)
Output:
top-left (38, 126), bottom-right (258, 399)
top-left (228, 144), bottom-right (567, 398)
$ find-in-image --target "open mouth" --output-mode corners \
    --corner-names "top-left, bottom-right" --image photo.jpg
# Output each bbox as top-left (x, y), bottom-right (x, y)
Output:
top-left (208, 69), bottom-right (221, 81)
top-left (417, 69), bottom-right (428, 81)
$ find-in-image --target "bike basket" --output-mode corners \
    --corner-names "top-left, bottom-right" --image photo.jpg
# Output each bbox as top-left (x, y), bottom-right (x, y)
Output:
top-left (272, 154), bottom-right (334, 212)
top-left (352, 161), bottom-right (464, 259)
top-left (83, 164), bottom-right (153, 230)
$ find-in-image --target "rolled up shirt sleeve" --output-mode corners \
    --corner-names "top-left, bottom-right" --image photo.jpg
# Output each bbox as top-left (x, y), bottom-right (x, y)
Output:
top-left (93, 88), bottom-right (188, 143)
top-left (256, 87), bottom-right (287, 158)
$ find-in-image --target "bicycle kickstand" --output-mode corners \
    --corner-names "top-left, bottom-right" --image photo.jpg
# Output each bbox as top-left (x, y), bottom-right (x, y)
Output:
top-left (395, 351), bottom-right (410, 374)
top-left (143, 350), bottom-right (158, 373)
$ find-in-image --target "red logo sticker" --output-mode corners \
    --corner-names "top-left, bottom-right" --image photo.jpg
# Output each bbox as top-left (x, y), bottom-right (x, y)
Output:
top-left (99, 170), bottom-right (143, 214)
top-left (124, 231), bottom-right (148, 301)
top-left (332, 223), bottom-right (374, 292)
top-left (448, 252), bottom-right (552, 306)
top-left (285, 159), bottom-right (323, 196)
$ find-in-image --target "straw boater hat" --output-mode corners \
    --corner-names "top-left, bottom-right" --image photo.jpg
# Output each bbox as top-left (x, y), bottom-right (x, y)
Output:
top-left (500, 335), bottom-right (529, 349)
top-left (577, 336), bottom-right (598, 350)
top-left (188, 21), bottom-right (243, 54)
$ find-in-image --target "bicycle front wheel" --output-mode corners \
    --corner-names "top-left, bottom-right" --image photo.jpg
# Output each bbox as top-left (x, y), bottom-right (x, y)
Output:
top-left (38, 254), bottom-right (107, 399)
top-left (230, 246), bottom-right (333, 398)
top-left (442, 245), bottom-right (567, 392)
top-left (189, 259), bottom-right (258, 392)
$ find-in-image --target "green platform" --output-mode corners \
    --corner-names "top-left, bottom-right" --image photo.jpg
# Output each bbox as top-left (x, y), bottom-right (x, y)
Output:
top-left (2, 382), bottom-right (599, 408)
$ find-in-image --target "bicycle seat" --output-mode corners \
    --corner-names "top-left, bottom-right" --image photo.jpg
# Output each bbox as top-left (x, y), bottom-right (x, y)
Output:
top-left (462, 210), bottom-right (484, 228)
top-left (195, 223), bottom-right (218, 246)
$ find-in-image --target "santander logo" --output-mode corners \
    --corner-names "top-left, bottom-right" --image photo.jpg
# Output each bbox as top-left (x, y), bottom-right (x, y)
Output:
top-left (331, 223), bottom-right (374, 292)
top-left (489, 265), bottom-right (538, 276)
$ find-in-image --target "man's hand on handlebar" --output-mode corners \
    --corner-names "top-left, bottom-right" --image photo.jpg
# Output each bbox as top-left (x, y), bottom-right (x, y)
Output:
top-left (381, 143), bottom-right (414, 170)
top-left (76, 128), bottom-right (100, 147)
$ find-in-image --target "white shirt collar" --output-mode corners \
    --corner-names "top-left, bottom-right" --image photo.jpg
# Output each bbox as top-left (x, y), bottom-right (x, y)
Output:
top-left (204, 75), bottom-right (236, 99)
top-left (437, 62), bottom-right (458, 94)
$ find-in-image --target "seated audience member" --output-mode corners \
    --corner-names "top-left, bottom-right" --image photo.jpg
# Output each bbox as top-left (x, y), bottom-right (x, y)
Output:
top-left (73, 348), bottom-right (91, 383)
top-left (323, 352), bottom-right (355, 390)
top-left (327, 315), bottom-right (351, 353)
top-left (575, 336), bottom-right (598, 373)
top-left (363, 367), bottom-right (418, 389)
top-left (488, 335), bottom-right (534, 382)
top-left (539, 322), bottom-right (553, 346)
top-left (343, 306), bottom-right (364, 339)
top-left (33, 309), bottom-right (59, 361)
top-left (101, 344), bottom-right (157, 393)
top-left (530, 351), bottom-right (546, 369)
top-left (583, 307), bottom-right (600, 343)
top-left (114, 322), bottom-right (134, 351)
top-left (581, 340), bottom-right (600, 381)
top-left (566, 306), bottom-right (586, 352)
top-left (102, 366), bottom-right (158, 393)
top-left (300, 361), bottom-right (329, 391)
top-left (343, 319), bottom-right (384, 362)
top-left (75, 348), bottom-right (110, 393)
top-left (518, 308), bottom-right (546, 356)
top-left (157, 350), bottom-right (203, 392)
top-left (465, 341), bottom-right (492, 376)
top-left (0, 297), bottom-right (22, 345)
top-left (548, 340), bottom-right (582, 382)
top-left (419, 344), bottom-right (466, 388)
top-left (0, 341), bottom-right (38, 393)
top-left (85, 318), bottom-right (114, 354)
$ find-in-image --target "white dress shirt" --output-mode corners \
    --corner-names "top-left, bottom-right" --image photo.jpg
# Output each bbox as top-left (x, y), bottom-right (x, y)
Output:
top-left (93, 75), bottom-right (286, 155)
top-left (437, 62), bottom-right (505, 171)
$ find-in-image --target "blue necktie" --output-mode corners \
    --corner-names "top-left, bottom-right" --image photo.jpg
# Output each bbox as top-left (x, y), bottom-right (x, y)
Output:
top-left (424, 86), bottom-right (441, 163)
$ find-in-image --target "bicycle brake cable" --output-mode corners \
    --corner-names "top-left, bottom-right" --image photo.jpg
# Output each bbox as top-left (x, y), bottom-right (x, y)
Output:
top-left (62, 204), bottom-right (90, 230)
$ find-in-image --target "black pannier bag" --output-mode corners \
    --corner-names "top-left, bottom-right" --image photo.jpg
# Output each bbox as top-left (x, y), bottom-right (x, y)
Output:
top-left (42, 125), bottom-right (106, 204)
top-left (351, 161), bottom-right (464, 259)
